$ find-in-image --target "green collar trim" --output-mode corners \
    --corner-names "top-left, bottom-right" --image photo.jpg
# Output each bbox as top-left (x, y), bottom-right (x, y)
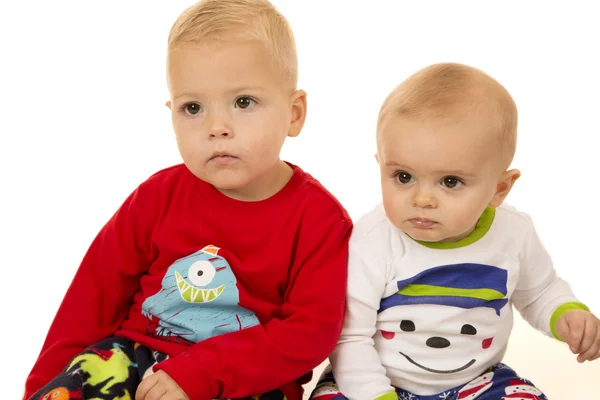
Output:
top-left (414, 206), bottom-right (495, 249)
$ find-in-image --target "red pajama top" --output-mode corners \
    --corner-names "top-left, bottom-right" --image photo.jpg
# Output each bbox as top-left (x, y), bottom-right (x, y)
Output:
top-left (24, 163), bottom-right (352, 400)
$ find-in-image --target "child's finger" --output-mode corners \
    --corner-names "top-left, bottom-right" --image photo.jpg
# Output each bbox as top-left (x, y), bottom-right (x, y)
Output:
top-left (136, 374), bottom-right (158, 400)
top-left (576, 319), bottom-right (596, 357)
top-left (578, 338), bottom-right (600, 362)
top-left (582, 324), bottom-right (600, 362)
top-left (565, 316), bottom-right (585, 353)
top-left (590, 347), bottom-right (600, 362)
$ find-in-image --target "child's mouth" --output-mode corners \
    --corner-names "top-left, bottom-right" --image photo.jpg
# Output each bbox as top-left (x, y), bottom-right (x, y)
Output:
top-left (408, 218), bottom-right (437, 228)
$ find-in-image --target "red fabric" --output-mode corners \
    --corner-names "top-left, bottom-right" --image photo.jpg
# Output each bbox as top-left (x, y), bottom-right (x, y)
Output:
top-left (24, 163), bottom-right (352, 400)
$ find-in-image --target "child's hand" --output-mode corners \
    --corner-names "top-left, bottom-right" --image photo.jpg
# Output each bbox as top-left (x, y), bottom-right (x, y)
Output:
top-left (136, 370), bottom-right (190, 400)
top-left (556, 310), bottom-right (600, 363)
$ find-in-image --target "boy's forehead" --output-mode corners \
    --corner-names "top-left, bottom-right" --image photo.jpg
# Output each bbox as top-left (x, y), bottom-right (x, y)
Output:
top-left (167, 41), bottom-right (280, 93)
top-left (379, 116), bottom-right (497, 173)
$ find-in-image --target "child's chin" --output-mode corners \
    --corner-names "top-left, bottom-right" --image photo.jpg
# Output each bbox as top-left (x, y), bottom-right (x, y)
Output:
top-left (406, 229), bottom-right (443, 243)
top-left (205, 172), bottom-right (249, 190)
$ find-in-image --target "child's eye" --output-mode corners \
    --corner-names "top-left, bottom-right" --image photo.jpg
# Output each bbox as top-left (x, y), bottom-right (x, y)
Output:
top-left (182, 103), bottom-right (203, 115)
top-left (441, 176), bottom-right (463, 189)
top-left (235, 96), bottom-right (257, 109)
top-left (395, 171), bottom-right (414, 184)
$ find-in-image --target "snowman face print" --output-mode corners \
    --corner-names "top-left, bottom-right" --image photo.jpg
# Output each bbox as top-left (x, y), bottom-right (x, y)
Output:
top-left (375, 263), bottom-right (510, 376)
top-left (502, 381), bottom-right (544, 400)
top-left (376, 303), bottom-right (500, 375)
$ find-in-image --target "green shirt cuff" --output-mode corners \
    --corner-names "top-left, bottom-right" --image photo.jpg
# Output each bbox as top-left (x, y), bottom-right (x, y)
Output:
top-left (375, 391), bottom-right (397, 400)
top-left (550, 301), bottom-right (590, 341)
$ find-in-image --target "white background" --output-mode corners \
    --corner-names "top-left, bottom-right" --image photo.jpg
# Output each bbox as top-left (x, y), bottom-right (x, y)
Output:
top-left (1, 1), bottom-right (599, 398)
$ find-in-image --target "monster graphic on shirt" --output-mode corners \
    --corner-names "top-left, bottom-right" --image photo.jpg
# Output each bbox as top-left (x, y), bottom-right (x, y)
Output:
top-left (142, 245), bottom-right (259, 343)
top-left (376, 263), bottom-right (509, 377)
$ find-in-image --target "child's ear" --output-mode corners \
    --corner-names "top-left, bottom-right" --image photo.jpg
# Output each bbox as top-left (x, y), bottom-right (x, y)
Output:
top-left (165, 101), bottom-right (172, 109)
top-left (287, 89), bottom-right (307, 138)
top-left (489, 169), bottom-right (521, 207)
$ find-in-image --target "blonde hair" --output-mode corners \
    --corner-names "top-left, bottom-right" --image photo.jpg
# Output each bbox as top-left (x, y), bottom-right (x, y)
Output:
top-left (168, 0), bottom-right (298, 89)
top-left (377, 63), bottom-right (518, 166)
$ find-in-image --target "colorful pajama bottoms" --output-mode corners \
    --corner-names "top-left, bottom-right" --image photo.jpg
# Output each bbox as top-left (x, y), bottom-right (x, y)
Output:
top-left (309, 363), bottom-right (548, 400)
top-left (30, 337), bottom-right (286, 400)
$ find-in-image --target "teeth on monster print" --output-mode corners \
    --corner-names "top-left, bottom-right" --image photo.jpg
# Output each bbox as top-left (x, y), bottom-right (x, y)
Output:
top-left (175, 271), bottom-right (225, 303)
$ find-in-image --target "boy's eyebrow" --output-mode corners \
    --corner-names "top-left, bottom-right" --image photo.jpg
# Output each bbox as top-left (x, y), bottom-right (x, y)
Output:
top-left (435, 170), bottom-right (477, 179)
top-left (173, 92), bottom-right (202, 101)
top-left (384, 161), bottom-right (411, 169)
top-left (384, 161), bottom-right (403, 167)
top-left (172, 86), bottom-right (264, 101)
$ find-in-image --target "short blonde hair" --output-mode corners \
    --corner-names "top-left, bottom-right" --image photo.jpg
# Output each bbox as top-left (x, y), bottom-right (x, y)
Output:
top-left (377, 63), bottom-right (518, 166)
top-left (168, 0), bottom-right (298, 89)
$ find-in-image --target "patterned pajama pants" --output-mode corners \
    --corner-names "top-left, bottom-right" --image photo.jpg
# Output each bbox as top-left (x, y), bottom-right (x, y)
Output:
top-left (30, 337), bottom-right (286, 400)
top-left (309, 363), bottom-right (548, 400)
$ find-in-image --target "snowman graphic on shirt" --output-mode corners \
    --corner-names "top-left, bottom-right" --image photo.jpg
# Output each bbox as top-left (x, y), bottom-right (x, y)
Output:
top-left (455, 371), bottom-right (494, 399)
top-left (376, 263), bottom-right (510, 391)
top-left (501, 379), bottom-right (544, 399)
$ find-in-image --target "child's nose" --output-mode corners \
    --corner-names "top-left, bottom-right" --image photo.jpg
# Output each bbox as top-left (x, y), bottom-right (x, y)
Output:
top-left (205, 113), bottom-right (234, 139)
top-left (209, 130), bottom-right (232, 139)
top-left (411, 189), bottom-right (437, 208)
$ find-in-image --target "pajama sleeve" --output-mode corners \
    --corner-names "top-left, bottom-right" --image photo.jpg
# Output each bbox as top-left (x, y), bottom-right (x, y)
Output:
top-left (329, 239), bottom-right (397, 400)
top-left (511, 213), bottom-right (588, 339)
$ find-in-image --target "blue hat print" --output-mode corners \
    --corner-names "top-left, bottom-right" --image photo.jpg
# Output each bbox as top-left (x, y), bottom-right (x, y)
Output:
top-left (379, 263), bottom-right (508, 316)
